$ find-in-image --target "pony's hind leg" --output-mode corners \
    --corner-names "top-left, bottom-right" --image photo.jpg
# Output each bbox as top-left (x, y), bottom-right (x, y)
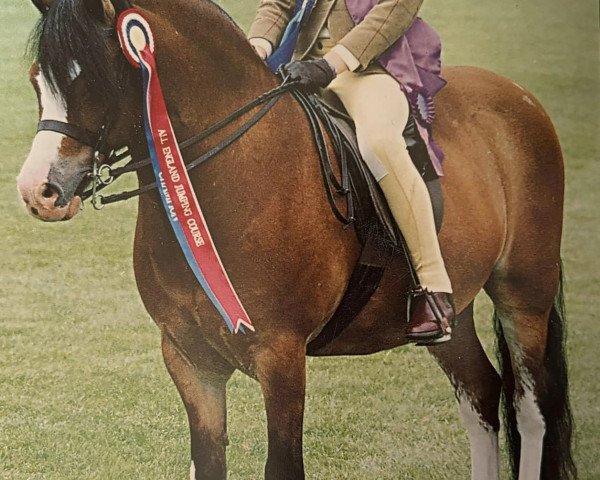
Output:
top-left (161, 331), bottom-right (234, 480)
top-left (255, 334), bottom-right (307, 480)
top-left (428, 302), bottom-right (502, 480)
top-left (488, 269), bottom-right (575, 480)
top-left (494, 305), bottom-right (549, 480)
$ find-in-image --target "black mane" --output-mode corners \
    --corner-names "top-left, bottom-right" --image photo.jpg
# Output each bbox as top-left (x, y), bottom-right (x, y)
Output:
top-left (30, 0), bottom-right (124, 107)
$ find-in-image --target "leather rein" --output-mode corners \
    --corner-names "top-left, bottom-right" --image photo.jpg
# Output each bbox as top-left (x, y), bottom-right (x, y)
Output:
top-left (36, 81), bottom-right (355, 225)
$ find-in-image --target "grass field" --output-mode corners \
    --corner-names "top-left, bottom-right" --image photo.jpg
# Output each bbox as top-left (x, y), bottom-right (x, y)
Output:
top-left (1, 1), bottom-right (598, 479)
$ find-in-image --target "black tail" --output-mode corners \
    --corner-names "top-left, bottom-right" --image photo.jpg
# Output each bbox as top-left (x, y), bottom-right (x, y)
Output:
top-left (494, 267), bottom-right (576, 479)
top-left (494, 311), bottom-right (520, 478)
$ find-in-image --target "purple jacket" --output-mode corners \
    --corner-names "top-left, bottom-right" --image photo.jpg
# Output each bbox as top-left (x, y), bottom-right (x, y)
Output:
top-left (345, 0), bottom-right (446, 174)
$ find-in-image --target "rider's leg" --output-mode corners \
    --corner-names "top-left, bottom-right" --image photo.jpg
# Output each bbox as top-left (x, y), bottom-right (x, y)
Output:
top-left (328, 71), bottom-right (451, 292)
top-left (328, 71), bottom-right (454, 342)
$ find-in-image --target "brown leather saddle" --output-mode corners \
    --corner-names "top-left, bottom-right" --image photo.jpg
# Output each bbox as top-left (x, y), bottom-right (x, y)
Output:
top-left (291, 91), bottom-right (444, 353)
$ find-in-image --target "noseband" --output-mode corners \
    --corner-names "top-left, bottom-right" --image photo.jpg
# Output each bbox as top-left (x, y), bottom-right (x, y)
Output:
top-left (37, 119), bottom-right (113, 156)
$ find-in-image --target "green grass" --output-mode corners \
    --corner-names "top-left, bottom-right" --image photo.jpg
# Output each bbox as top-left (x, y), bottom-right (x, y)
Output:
top-left (1, 0), bottom-right (598, 478)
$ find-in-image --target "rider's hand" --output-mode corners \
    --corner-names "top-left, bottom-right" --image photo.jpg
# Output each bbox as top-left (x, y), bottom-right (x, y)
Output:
top-left (280, 58), bottom-right (337, 92)
top-left (249, 38), bottom-right (271, 61)
top-left (252, 44), bottom-right (268, 61)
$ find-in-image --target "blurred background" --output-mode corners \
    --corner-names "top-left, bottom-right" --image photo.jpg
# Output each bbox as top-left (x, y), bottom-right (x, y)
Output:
top-left (1, 1), bottom-right (598, 478)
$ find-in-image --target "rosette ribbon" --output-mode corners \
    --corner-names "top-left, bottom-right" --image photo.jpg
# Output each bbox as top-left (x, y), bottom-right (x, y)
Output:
top-left (116, 10), bottom-right (254, 334)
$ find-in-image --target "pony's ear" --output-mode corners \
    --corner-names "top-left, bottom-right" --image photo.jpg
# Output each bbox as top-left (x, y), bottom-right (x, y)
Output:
top-left (31, 0), bottom-right (53, 14)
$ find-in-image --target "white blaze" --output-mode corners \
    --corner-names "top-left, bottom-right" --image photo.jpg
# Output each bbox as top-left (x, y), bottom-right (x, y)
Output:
top-left (17, 69), bottom-right (68, 189)
top-left (39, 70), bottom-right (68, 122)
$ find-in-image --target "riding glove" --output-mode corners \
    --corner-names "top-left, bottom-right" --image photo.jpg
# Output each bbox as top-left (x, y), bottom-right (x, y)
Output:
top-left (281, 59), bottom-right (337, 92)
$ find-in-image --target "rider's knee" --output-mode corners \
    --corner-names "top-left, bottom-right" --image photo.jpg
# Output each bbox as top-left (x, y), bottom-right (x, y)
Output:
top-left (357, 129), bottom-right (411, 169)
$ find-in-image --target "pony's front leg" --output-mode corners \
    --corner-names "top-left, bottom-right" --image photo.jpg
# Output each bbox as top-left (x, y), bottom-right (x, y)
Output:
top-left (161, 332), bottom-right (234, 480)
top-left (256, 335), bottom-right (307, 480)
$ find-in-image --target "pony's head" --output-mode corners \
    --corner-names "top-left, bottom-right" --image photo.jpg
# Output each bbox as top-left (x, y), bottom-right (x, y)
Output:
top-left (17, 0), bottom-right (140, 221)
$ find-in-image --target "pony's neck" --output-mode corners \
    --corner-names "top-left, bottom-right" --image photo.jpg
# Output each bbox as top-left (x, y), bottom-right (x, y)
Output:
top-left (137, 0), bottom-right (276, 136)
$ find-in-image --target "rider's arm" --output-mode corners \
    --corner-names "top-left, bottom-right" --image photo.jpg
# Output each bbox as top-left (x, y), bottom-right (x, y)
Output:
top-left (248, 0), bottom-right (296, 59)
top-left (335, 0), bottom-right (423, 71)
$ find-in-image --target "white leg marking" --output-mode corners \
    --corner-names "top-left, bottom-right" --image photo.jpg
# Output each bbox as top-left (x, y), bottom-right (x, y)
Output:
top-left (189, 460), bottom-right (196, 480)
top-left (516, 382), bottom-right (545, 480)
top-left (17, 69), bottom-right (68, 190)
top-left (458, 393), bottom-right (500, 480)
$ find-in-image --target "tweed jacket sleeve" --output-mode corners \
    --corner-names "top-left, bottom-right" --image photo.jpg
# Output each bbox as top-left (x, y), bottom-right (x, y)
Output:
top-left (338, 0), bottom-right (423, 69)
top-left (248, 0), bottom-right (296, 49)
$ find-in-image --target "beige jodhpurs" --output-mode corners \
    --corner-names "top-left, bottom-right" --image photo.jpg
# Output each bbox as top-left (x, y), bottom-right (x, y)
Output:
top-left (327, 71), bottom-right (452, 293)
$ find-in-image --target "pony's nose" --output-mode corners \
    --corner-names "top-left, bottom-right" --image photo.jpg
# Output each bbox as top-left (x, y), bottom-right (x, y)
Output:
top-left (40, 181), bottom-right (68, 207)
top-left (35, 182), bottom-right (65, 209)
top-left (18, 180), bottom-right (79, 221)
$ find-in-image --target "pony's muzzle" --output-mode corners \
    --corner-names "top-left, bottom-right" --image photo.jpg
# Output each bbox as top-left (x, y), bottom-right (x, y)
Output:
top-left (17, 178), bottom-right (82, 222)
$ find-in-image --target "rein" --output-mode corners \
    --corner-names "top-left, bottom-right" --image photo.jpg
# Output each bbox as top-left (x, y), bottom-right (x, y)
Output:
top-left (291, 90), bottom-right (354, 225)
top-left (37, 82), bottom-right (292, 208)
top-left (84, 82), bottom-right (293, 207)
top-left (37, 80), bottom-right (354, 224)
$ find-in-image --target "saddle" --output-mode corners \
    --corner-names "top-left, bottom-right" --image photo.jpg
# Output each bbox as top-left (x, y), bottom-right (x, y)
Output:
top-left (291, 91), bottom-right (444, 354)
